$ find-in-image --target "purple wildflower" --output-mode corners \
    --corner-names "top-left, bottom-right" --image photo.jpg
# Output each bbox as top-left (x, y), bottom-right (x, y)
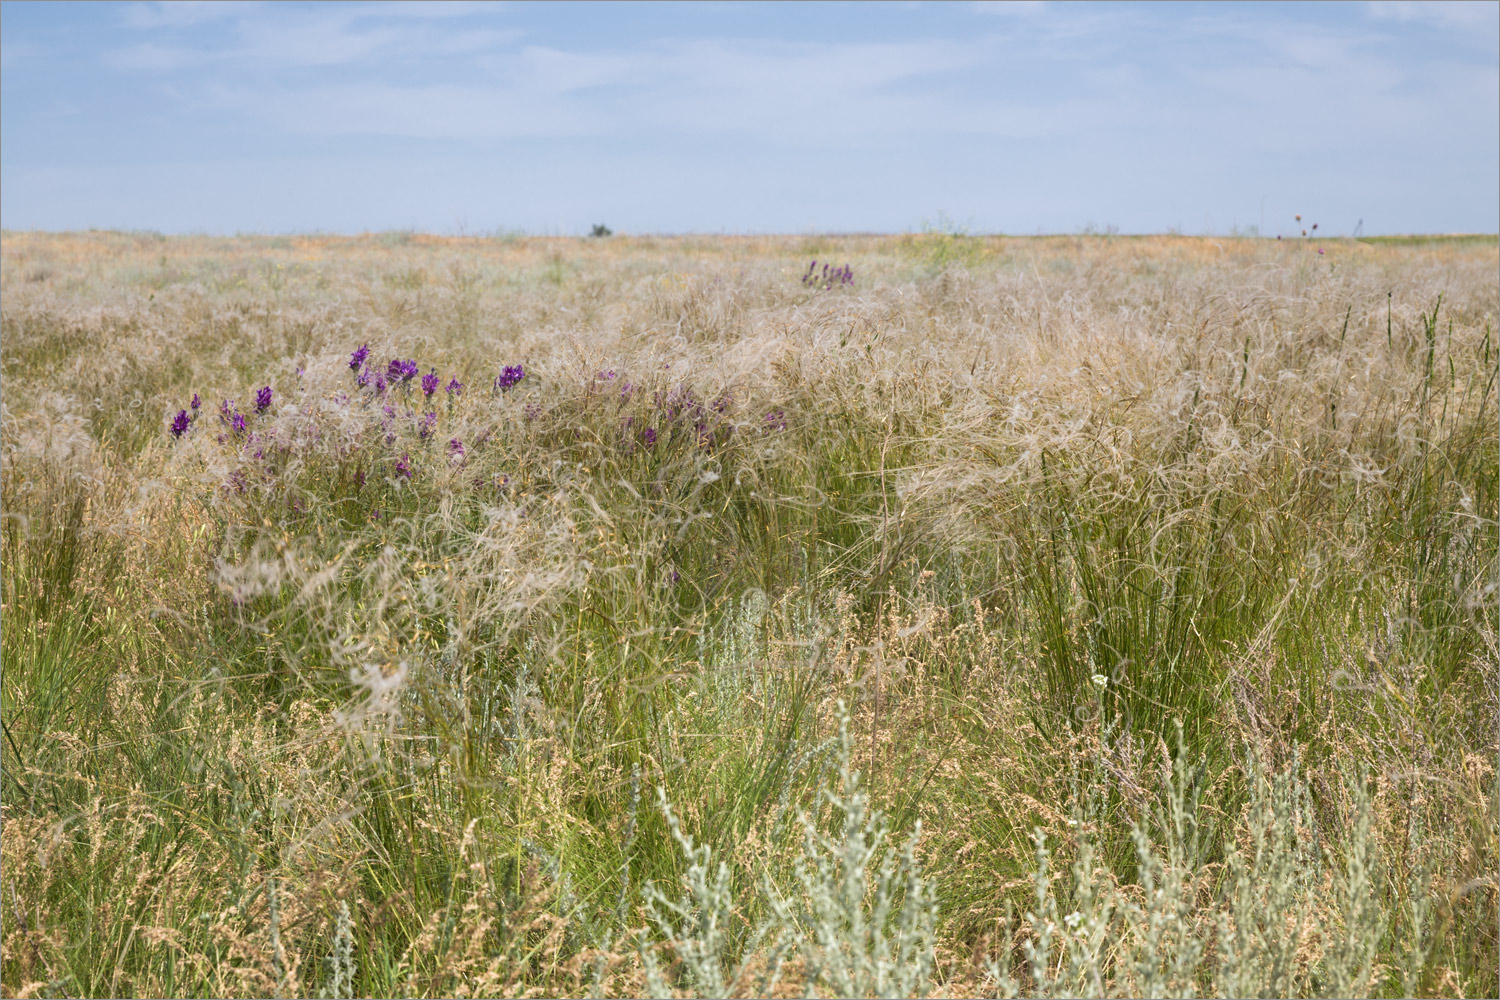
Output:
top-left (642, 427), bottom-right (658, 448)
top-left (170, 410), bottom-right (191, 438)
top-left (388, 358), bottom-right (419, 383)
top-left (764, 409), bottom-right (787, 433)
top-left (418, 411), bottom-right (438, 440)
top-left (445, 378), bottom-right (464, 396)
top-left (804, 260), bottom-right (852, 290)
top-left (394, 453), bottom-right (413, 479)
top-left (597, 369), bottom-right (617, 381)
top-left (374, 373), bottom-right (388, 395)
top-left (191, 393), bottom-right (201, 411)
top-left (350, 344), bottom-right (371, 370)
top-left (495, 364), bottom-right (525, 391)
top-left (422, 371), bottom-right (440, 397)
top-left (447, 438), bottom-right (466, 463)
top-left (255, 386), bottom-right (273, 414)
top-left (232, 411), bottom-right (247, 434)
top-left (523, 402), bottom-right (543, 421)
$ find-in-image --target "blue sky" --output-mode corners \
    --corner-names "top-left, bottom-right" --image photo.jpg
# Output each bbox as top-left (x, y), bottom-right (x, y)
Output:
top-left (2, 0), bottom-right (1496, 236)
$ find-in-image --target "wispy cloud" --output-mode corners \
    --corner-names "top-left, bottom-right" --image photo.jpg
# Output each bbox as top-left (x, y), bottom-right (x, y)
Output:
top-left (1366, 0), bottom-right (1500, 33)
top-left (109, 42), bottom-right (213, 72)
top-left (114, 1), bottom-right (518, 71)
top-left (135, 33), bottom-right (993, 141)
top-left (971, 1), bottom-right (1048, 16)
top-left (120, 1), bottom-right (264, 30)
top-left (94, 4), bottom-right (1500, 170)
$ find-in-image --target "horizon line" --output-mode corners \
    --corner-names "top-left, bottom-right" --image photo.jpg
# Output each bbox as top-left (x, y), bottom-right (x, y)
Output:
top-left (5, 228), bottom-right (1497, 241)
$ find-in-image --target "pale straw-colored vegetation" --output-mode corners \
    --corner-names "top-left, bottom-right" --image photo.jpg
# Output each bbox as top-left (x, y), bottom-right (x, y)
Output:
top-left (2, 229), bottom-right (1495, 997)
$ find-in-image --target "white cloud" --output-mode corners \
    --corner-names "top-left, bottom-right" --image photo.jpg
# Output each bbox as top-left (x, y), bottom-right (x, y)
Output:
top-left (120, 1), bottom-right (263, 29)
top-left (115, 1), bottom-right (518, 70)
top-left (108, 43), bottom-right (212, 72)
top-left (971, 1), bottom-right (1048, 15)
top-left (180, 37), bottom-right (1048, 142)
top-left (1366, 1), bottom-right (1500, 31)
top-left (341, 1), bottom-right (506, 20)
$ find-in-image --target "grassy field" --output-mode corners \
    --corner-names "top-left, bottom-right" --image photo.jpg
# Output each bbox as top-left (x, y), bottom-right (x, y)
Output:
top-left (1, 230), bottom-right (1495, 998)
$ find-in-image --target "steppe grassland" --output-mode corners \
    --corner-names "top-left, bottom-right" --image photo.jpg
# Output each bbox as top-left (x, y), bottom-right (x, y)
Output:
top-left (1, 230), bottom-right (1496, 997)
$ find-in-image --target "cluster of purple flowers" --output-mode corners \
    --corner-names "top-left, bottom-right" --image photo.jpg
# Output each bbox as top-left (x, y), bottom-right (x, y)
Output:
top-left (170, 389), bottom-right (276, 440)
top-left (495, 364), bottom-right (526, 392)
top-left (217, 399), bottom-right (238, 433)
top-left (801, 260), bottom-right (854, 290)
top-left (350, 347), bottom-right (475, 411)
top-left (182, 343), bottom-right (796, 506)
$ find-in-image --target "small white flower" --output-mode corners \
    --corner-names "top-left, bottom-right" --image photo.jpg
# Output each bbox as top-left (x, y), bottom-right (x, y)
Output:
top-left (1063, 911), bottom-right (1083, 930)
top-left (1091, 673), bottom-right (1108, 687)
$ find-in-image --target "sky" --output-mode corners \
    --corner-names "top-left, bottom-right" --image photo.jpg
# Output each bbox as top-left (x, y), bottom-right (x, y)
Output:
top-left (1, 0), bottom-right (1496, 236)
